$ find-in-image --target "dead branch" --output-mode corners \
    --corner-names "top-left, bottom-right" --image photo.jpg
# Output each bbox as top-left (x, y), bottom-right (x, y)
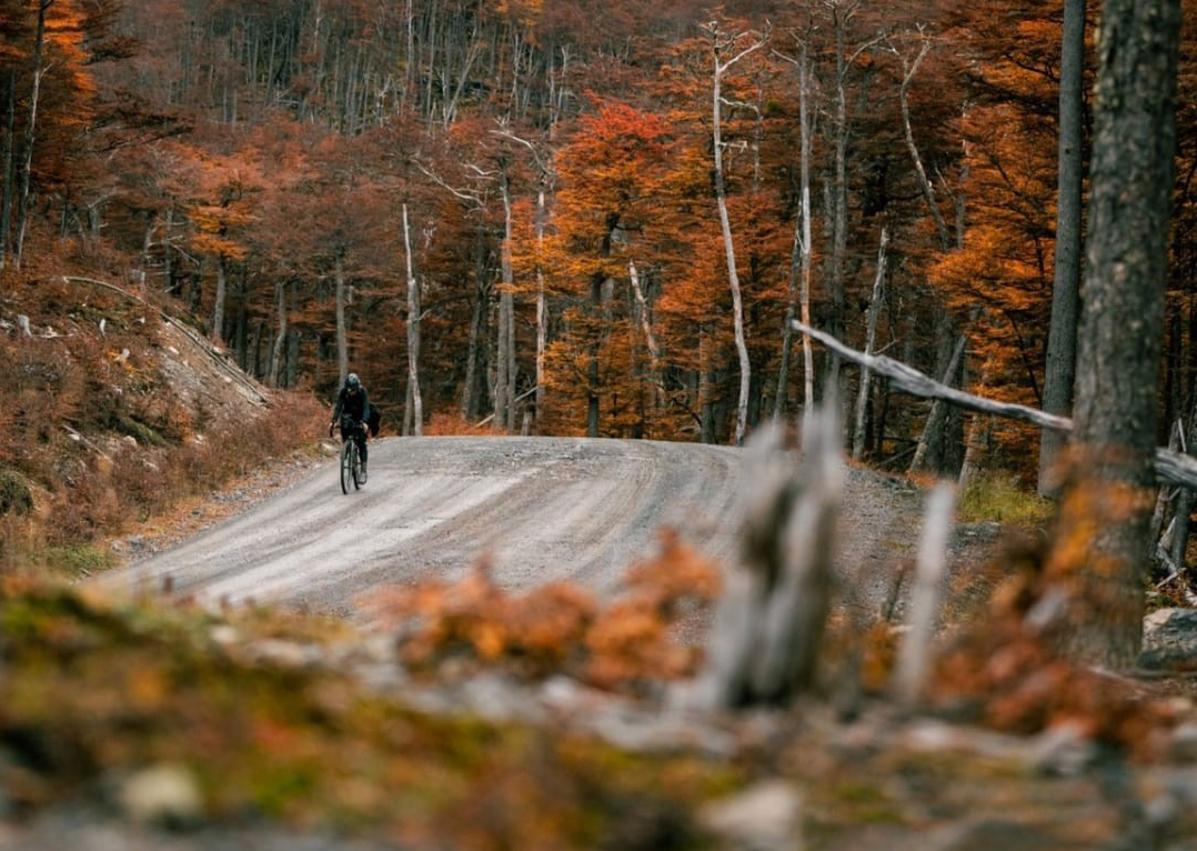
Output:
top-left (793, 320), bottom-right (1197, 490)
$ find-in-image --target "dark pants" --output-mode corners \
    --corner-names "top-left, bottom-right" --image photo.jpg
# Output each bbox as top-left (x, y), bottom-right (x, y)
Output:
top-left (340, 419), bottom-right (368, 466)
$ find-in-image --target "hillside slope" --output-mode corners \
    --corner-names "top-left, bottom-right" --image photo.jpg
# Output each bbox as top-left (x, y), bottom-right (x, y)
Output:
top-left (0, 274), bottom-right (321, 572)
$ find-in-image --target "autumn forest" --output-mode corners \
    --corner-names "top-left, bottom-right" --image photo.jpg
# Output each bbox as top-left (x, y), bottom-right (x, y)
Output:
top-left (3, 0), bottom-right (1191, 476)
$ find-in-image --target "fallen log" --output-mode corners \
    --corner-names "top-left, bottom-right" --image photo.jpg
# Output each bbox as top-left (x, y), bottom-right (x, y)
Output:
top-left (792, 320), bottom-right (1197, 491)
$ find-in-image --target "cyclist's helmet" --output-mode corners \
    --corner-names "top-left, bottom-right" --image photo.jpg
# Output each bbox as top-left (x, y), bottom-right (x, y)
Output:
top-left (346, 373), bottom-right (361, 391)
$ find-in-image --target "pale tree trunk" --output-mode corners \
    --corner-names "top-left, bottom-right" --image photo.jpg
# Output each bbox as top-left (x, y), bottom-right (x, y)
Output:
top-left (14, 0), bottom-right (52, 268)
top-left (706, 24), bottom-right (766, 447)
top-left (1049, 0), bottom-right (1180, 668)
top-left (268, 279), bottom-right (287, 386)
top-left (494, 168), bottom-right (516, 434)
top-left (534, 182), bottom-right (548, 429)
top-left (403, 203), bottom-right (423, 436)
top-left (774, 39), bottom-right (815, 429)
top-left (895, 31), bottom-right (963, 472)
top-left (958, 414), bottom-right (990, 492)
top-left (335, 250), bottom-right (348, 386)
top-left (628, 258), bottom-right (660, 367)
top-left (629, 257), bottom-right (661, 414)
top-left (211, 257), bottom-right (227, 344)
top-left (1039, 0), bottom-right (1087, 497)
top-left (896, 35), bottom-right (951, 252)
top-left (853, 227), bottom-right (888, 459)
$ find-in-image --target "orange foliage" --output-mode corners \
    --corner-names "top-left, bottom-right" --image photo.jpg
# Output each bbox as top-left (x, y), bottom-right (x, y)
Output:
top-left (930, 534), bottom-right (1177, 758)
top-left (375, 532), bottom-right (721, 692)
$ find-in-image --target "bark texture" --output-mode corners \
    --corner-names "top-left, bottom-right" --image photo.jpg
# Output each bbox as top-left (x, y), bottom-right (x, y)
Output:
top-left (1052, 0), bottom-right (1180, 668)
top-left (1039, 0), bottom-right (1088, 497)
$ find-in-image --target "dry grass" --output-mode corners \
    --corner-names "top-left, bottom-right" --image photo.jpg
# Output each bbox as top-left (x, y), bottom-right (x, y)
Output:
top-left (958, 471), bottom-right (1054, 526)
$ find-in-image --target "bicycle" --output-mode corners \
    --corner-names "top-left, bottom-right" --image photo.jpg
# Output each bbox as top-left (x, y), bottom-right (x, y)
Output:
top-left (336, 416), bottom-right (367, 494)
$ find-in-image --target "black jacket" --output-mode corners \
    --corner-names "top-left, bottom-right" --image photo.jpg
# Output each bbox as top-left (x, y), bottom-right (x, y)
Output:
top-left (332, 385), bottom-right (369, 424)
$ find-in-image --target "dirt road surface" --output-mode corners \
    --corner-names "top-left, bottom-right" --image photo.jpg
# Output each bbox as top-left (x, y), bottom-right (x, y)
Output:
top-left (108, 436), bottom-right (931, 615)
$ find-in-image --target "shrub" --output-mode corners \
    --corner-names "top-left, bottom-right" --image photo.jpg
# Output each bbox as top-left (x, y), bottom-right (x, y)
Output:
top-left (0, 469), bottom-right (33, 517)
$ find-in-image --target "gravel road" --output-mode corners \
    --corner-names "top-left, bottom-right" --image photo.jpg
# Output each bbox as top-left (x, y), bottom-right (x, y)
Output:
top-left (108, 436), bottom-right (935, 616)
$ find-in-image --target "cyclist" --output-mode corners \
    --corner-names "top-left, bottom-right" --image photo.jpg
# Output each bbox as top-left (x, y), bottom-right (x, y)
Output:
top-left (330, 372), bottom-right (370, 479)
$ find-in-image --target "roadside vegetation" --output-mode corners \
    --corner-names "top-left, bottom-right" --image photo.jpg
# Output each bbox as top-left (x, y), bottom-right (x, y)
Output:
top-left (0, 275), bottom-right (324, 575)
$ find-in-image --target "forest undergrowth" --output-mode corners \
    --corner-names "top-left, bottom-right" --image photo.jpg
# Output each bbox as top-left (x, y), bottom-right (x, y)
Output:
top-left (1, 514), bottom-right (1196, 850)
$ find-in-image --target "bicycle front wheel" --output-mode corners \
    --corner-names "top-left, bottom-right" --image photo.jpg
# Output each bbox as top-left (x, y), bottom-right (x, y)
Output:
top-left (340, 440), bottom-right (352, 495)
top-left (352, 443), bottom-right (364, 490)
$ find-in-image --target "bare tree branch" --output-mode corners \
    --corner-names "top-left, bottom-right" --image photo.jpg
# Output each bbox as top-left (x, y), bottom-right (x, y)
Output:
top-left (794, 320), bottom-right (1197, 490)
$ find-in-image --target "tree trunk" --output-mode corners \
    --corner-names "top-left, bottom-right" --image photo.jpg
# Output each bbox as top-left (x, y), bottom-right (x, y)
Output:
top-left (14, 0), bottom-right (51, 268)
top-left (403, 203), bottom-right (423, 436)
top-left (897, 38), bottom-right (951, 252)
top-left (462, 235), bottom-right (489, 419)
top-left (269, 279), bottom-right (287, 387)
top-left (853, 227), bottom-right (888, 459)
top-left (587, 274), bottom-right (601, 438)
top-left (211, 257), bottom-right (227, 344)
top-left (958, 412), bottom-right (990, 492)
top-left (699, 325), bottom-right (715, 444)
top-left (286, 327), bottom-right (299, 388)
top-left (1039, 0), bottom-right (1088, 497)
top-left (711, 39), bottom-right (753, 447)
top-left (494, 168), bottom-right (516, 434)
top-left (0, 69), bottom-right (16, 269)
top-left (534, 183), bottom-right (548, 429)
top-left (335, 250), bottom-right (348, 386)
top-left (774, 40), bottom-right (814, 428)
top-left (139, 214), bottom-right (156, 295)
top-left (163, 205), bottom-right (174, 292)
top-left (827, 10), bottom-right (850, 385)
top-left (1049, 0), bottom-right (1181, 668)
top-left (628, 258), bottom-right (660, 369)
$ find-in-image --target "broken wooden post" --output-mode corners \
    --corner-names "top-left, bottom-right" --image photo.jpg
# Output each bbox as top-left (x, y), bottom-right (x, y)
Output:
top-left (694, 405), bottom-right (843, 709)
top-left (894, 482), bottom-right (956, 705)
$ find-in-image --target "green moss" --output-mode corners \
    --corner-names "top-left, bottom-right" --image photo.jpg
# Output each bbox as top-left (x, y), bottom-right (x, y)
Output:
top-left (110, 412), bottom-right (168, 447)
top-left (959, 472), bottom-right (1054, 525)
top-left (41, 544), bottom-right (118, 578)
top-left (0, 468), bottom-right (33, 516)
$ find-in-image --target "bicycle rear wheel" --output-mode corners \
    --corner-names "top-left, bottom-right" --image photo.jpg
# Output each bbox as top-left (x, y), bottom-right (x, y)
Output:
top-left (340, 440), bottom-right (353, 495)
